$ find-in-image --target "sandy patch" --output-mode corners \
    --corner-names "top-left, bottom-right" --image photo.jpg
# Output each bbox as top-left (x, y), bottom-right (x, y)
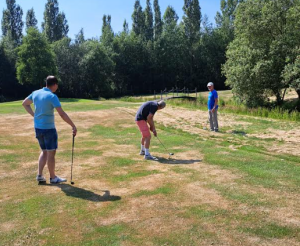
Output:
top-left (0, 221), bottom-right (18, 233)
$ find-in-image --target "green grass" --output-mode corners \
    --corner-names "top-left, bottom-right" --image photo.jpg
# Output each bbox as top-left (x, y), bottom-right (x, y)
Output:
top-left (1, 98), bottom-right (300, 245)
top-left (132, 185), bottom-right (175, 197)
top-left (242, 223), bottom-right (299, 239)
top-left (167, 95), bottom-right (300, 122)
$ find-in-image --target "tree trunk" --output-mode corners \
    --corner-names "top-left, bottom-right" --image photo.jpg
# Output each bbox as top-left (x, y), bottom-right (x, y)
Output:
top-left (296, 89), bottom-right (300, 112)
top-left (296, 89), bottom-right (300, 99)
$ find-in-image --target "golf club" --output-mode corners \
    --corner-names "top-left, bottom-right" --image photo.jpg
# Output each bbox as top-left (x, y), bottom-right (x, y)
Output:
top-left (70, 135), bottom-right (75, 185)
top-left (156, 136), bottom-right (174, 158)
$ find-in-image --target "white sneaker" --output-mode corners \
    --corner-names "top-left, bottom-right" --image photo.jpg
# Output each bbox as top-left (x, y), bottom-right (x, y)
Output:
top-left (36, 175), bottom-right (46, 182)
top-left (144, 154), bottom-right (158, 161)
top-left (140, 150), bottom-right (145, 155)
top-left (50, 176), bottom-right (67, 184)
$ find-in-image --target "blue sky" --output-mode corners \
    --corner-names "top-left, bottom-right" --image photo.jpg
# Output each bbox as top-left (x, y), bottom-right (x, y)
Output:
top-left (0, 0), bottom-right (221, 39)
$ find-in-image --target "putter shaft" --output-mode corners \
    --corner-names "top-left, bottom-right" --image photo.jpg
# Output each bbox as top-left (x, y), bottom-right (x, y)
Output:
top-left (71, 135), bottom-right (75, 183)
top-left (156, 136), bottom-right (173, 156)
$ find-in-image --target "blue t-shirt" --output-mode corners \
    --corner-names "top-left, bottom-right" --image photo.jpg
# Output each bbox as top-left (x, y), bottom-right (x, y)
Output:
top-left (208, 90), bottom-right (219, 110)
top-left (135, 101), bottom-right (158, 121)
top-left (28, 88), bottom-right (61, 129)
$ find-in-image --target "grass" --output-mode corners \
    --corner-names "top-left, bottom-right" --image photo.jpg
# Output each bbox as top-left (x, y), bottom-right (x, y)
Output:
top-left (1, 97), bottom-right (300, 245)
top-left (167, 92), bottom-right (300, 122)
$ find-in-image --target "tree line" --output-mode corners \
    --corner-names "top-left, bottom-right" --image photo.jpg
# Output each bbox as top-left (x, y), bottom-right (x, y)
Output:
top-left (0, 0), bottom-right (300, 110)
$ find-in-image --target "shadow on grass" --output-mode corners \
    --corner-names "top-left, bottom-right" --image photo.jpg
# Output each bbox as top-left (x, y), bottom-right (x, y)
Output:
top-left (41, 184), bottom-right (121, 202)
top-left (231, 130), bottom-right (247, 136)
top-left (157, 157), bottom-right (202, 165)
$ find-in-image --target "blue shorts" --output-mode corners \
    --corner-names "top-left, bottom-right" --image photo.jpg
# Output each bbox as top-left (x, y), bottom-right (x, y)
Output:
top-left (35, 128), bottom-right (58, 151)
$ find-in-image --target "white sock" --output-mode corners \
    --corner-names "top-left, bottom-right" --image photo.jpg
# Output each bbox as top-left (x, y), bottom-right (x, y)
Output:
top-left (141, 145), bottom-right (145, 151)
top-left (145, 149), bottom-right (150, 156)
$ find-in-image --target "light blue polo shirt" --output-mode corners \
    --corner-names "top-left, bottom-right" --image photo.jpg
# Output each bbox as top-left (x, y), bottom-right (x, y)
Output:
top-left (28, 88), bottom-right (61, 129)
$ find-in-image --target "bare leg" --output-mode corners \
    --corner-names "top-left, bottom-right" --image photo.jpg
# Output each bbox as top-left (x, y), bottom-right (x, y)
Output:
top-left (144, 136), bottom-right (151, 149)
top-left (47, 150), bottom-right (56, 179)
top-left (141, 137), bottom-right (145, 146)
top-left (38, 151), bottom-right (48, 176)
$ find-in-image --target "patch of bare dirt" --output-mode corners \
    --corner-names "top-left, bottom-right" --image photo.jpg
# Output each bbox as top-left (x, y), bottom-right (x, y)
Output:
top-left (182, 182), bottom-right (232, 209)
top-left (0, 221), bottom-right (18, 233)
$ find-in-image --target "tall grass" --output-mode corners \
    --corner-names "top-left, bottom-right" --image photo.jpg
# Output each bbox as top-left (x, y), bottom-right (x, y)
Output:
top-left (168, 96), bottom-right (300, 122)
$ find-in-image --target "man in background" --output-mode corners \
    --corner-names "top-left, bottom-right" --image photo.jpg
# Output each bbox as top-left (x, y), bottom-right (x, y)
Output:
top-left (207, 82), bottom-right (219, 132)
top-left (22, 76), bottom-right (77, 184)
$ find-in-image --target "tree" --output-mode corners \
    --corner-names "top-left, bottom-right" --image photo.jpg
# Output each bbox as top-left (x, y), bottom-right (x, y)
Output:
top-left (16, 28), bottom-right (57, 88)
top-left (282, 49), bottom-right (300, 101)
top-left (80, 41), bottom-right (115, 98)
top-left (1, 0), bottom-right (23, 45)
top-left (181, 0), bottom-right (202, 88)
top-left (75, 28), bottom-right (85, 45)
top-left (132, 0), bottom-right (145, 36)
top-left (0, 36), bottom-right (20, 98)
top-left (215, 0), bottom-right (243, 42)
top-left (123, 19), bottom-right (129, 34)
top-left (182, 0), bottom-right (201, 43)
top-left (144, 0), bottom-right (154, 41)
top-left (56, 12), bottom-right (69, 39)
top-left (101, 15), bottom-right (114, 47)
top-left (26, 8), bottom-right (38, 30)
top-left (52, 37), bottom-right (85, 97)
top-left (224, 0), bottom-right (300, 107)
top-left (163, 6), bottom-right (178, 29)
top-left (42, 0), bottom-right (69, 42)
top-left (153, 0), bottom-right (163, 40)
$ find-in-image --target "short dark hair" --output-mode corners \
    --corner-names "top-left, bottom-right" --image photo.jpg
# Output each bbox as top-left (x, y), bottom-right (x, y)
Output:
top-left (46, 76), bottom-right (58, 87)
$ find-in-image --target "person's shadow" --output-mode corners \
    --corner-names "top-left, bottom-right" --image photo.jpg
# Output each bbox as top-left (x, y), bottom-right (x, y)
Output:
top-left (157, 157), bottom-right (202, 165)
top-left (42, 184), bottom-right (121, 202)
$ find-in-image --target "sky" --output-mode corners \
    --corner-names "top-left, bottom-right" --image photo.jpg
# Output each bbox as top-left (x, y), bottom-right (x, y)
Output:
top-left (0, 0), bottom-right (221, 39)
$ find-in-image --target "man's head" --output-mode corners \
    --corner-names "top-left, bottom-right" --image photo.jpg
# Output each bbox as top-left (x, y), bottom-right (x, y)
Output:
top-left (158, 100), bottom-right (166, 110)
top-left (207, 82), bottom-right (214, 92)
top-left (46, 76), bottom-right (58, 92)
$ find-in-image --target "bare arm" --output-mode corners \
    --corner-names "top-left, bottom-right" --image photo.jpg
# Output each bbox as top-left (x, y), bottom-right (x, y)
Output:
top-left (147, 114), bottom-right (157, 137)
top-left (22, 98), bottom-right (34, 117)
top-left (56, 107), bottom-right (77, 136)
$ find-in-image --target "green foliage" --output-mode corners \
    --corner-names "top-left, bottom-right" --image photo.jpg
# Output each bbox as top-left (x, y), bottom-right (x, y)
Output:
top-left (75, 28), bottom-right (85, 44)
top-left (132, 0), bottom-right (145, 36)
top-left (16, 28), bottom-right (57, 88)
top-left (25, 8), bottom-right (37, 30)
top-left (182, 0), bottom-right (201, 43)
top-left (144, 0), bottom-right (154, 40)
top-left (80, 40), bottom-right (115, 98)
top-left (224, 0), bottom-right (300, 107)
top-left (101, 15), bottom-right (114, 47)
top-left (42, 0), bottom-right (69, 42)
top-left (1, 0), bottom-right (23, 45)
top-left (153, 0), bottom-right (163, 40)
top-left (0, 36), bottom-right (20, 98)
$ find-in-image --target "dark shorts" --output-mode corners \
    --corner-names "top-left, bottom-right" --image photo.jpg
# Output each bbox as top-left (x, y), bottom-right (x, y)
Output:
top-left (35, 128), bottom-right (58, 151)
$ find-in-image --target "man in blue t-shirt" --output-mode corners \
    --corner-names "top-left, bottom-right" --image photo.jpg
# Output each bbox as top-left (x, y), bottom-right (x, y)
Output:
top-left (207, 82), bottom-right (219, 132)
top-left (22, 76), bottom-right (77, 184)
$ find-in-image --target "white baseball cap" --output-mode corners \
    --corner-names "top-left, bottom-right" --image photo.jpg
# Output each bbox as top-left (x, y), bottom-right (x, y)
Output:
top-left (207, 82), bottom-right (214, 87)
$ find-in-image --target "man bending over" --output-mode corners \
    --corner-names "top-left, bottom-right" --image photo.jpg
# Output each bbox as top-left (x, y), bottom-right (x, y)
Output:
top-left (135, 100), bottom-right (166, 161)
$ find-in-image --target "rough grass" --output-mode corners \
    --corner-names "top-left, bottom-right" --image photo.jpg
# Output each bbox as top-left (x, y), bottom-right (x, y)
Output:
top-left (0, 99), bottom-right (300, 246)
